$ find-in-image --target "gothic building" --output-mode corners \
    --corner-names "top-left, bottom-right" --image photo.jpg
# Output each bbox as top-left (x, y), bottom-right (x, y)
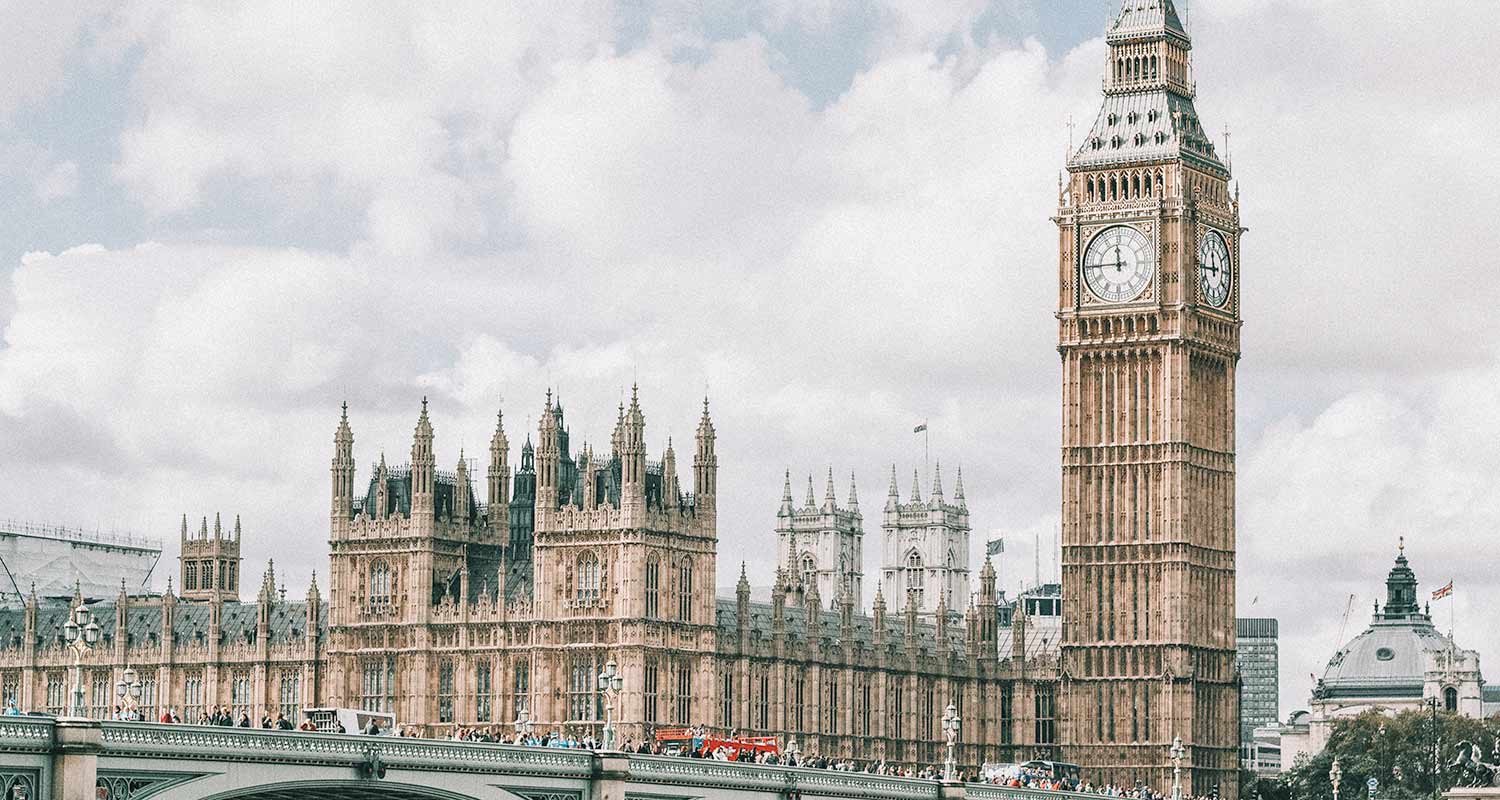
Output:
top-left (774, 469), bottom-right (863, 610)
top-left (879, 465), bottom-right (970, 616)
top-left (1056, 0), bottom-right (1240, 795)
top-left (0, 389), bottom-right (1065, 772)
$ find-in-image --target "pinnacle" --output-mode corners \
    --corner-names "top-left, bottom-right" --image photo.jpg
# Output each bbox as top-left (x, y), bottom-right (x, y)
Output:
top-left (823, 466), bottom-right (836, 508)
top-left (910, 469), bottom-right (923, 504)
top-left (848, 471), bottom-right (860, 510)
top-left (804, 475), bottom-right (816, 508)
top-left (931, 461), bottom-right (945, 500)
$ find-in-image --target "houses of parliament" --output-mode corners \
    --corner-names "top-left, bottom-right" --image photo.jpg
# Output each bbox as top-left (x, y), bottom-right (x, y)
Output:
top-left (0, 1), bottom-right (1239, 793)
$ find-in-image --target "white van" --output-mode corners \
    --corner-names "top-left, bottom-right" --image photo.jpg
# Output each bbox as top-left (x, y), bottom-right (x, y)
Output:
top-left (302, 707), bottom-right (397, 735)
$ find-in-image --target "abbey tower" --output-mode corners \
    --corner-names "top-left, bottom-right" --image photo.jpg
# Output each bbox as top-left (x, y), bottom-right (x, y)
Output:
top-left (1056, 1), bottom-right (1240, 796)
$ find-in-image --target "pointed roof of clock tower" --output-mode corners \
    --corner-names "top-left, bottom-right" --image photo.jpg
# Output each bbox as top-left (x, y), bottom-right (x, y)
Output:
top-left (1070, 0), bottom-right (1226, 176)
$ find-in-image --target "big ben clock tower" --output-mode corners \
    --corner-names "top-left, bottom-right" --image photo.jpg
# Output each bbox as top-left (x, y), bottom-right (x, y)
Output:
top-left (1056, 2), bottom-right (1240, 797)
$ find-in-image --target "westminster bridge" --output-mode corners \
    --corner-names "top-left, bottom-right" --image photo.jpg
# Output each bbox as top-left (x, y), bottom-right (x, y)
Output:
top-left (0, 717), bottom-right (1101, 800)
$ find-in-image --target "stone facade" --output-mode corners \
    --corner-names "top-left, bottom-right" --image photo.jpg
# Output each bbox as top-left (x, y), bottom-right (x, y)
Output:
top-left (1056, 0), bottom-right (1240, 796)
top-left (775, 469), bottom-right (863, 610)
top-left (879, 466), bottom-right (971, 617)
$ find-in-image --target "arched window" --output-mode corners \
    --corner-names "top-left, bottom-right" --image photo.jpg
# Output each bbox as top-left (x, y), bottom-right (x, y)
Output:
top-left (1132, 174), bottom-right (1141, 197)
top-left (369, 560), bottom-right (391, 606)
top-left (800, 553), bottom-right (816, 590)
top-left (645, 554), bottom-right (661, 618)
top-left (904, 551), bottom-right (924, 605)
top-left (678, 560), bottom-right (694, 623)
top-left (1445, 686), bottom-right (1458, 712)
top-left (576, 552), bottom-right (600, 604)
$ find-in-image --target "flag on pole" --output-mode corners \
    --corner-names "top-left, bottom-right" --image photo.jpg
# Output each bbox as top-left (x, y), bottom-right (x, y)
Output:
top-left (986, 538), bottom-right (1005, 556)
top-left (913, 423), bottom-right (927, 433)
top-left (1432, 581), bottom-right (1453, 600)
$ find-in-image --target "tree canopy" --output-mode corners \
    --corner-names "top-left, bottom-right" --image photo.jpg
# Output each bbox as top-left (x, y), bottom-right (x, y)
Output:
top-left (1276, 708), bottom-right (1500, 800)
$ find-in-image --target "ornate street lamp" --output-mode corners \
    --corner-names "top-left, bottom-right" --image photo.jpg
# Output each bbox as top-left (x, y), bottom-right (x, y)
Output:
top-left (115, 666), bottom-right (143, 721)
top-left (1330, 759), bottom-right (1343, 800)
top-left (62, 602), bottom-right (100, 718)
top-left (1171, 735), bottom-right (1185, 800)
top-left (941, 702), bottom-right (961, 781)
top-left (597, 658), bottom-right (623, 751)
top-left (513, 707), bottom-right (533, 744)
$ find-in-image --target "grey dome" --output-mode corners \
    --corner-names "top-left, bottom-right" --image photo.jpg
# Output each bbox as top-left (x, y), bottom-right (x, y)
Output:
top-left (1317, 544), bottom-right (1452, 700)
top-left (1320, 618), bottom-right (1453, 697)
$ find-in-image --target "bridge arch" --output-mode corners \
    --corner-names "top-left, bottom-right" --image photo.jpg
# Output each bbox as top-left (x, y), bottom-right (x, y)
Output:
top-left (198, 779), bottom-right (500, 800)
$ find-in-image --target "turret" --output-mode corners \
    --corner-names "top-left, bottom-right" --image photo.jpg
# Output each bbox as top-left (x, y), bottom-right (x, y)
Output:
top-left (621, 385), bottom-right (647, 515)
top-left (410, 398), bottom-right (436, 520)
top-left (536, 391), bottom-right (560, 512)
top-left (872, 585), bottom-right (887, 646)
top-left (580, 445), bottom-right (597, 509)
top-left (454, 450), bottom-right (471, 521)
top-left (822, 467), bottom-right (836, 513)
top-left (332, 402), bottom-right (355, 528)
top-left (903, 590), bottom-right (919, 641)
top-left (305, 572), bottom-right (321, 643)
top-left (910, 469), bottom-right (922, 505)
top-left (374, 453), bottom-right (390, 519)
top-left (1011, 603), bottom-right (1028, 663)
top-left (737, 563), bottom-right (751, 638)
top-left (779, 471), bottom-right (794, 517)
top-left (847, 472), bottom-right (860, 514)
top-left (935, 590), bottom-right (950, 644)
top-left (885, 465), bottom-right (899, 513)
top-left (256, 560), bottom-right (276, 631)
top-left (930, 462), bottom-right (944, 505)
top-left (487, 409), bottom-right (510, 523)
top-left (978, 557), bottom-right (998, 660)
top-left (692, 397), bottom-right (717, 514)
top-left (661, 438), bottom-right (679, 508)
top-left (953, 466), bottom-right (967, 510)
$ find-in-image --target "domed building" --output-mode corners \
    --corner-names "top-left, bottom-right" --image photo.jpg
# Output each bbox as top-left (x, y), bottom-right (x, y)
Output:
top-left (1279, 543), bottom-right (1500, 767)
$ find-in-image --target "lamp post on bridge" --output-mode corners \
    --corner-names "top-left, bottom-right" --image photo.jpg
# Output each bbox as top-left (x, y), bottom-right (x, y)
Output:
top-left (115, 666), bottom-right (143, 721)
top-left (597, 658), bottom-right (623, 751)
top-left (941, 701), bottom-right (961, 782)
top-left (1330, 758), bottom-right (1343, 800)
top-left (1170, 735), bottom-right (1185, 800)
top-left (514, 707), bottom-right (533, 744)
top-left (61, 602), bottom-right (100, 718)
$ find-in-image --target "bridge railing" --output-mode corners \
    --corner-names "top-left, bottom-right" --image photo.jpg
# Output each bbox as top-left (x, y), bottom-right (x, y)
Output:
top-left (0, 718), bottom-right (1122, 800)
top-left (0, 717), bottom-right (53, 754)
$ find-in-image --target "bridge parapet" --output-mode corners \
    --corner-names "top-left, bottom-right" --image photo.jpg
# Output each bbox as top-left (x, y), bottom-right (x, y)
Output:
top-left (0, 717), bottom-right (1115, 800)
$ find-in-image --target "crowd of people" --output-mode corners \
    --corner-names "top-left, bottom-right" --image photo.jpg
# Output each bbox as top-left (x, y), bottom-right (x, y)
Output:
top-left (4, 699), bottom-right (1194, 795)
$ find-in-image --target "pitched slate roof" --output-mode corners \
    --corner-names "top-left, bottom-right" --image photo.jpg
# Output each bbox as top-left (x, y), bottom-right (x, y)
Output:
top-left (1108, 0), bottom-right (1188, 43)
top-left (1070, 89), bottom-right (1226, 174)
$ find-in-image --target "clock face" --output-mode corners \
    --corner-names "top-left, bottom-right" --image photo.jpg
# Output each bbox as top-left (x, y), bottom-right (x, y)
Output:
top-left (1082, 225), bottom-right (1153, 303)
top-left (1197, 230), bottom-right (1233, 308)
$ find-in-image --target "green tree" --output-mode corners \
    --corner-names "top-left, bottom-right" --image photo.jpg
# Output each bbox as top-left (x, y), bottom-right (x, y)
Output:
top-left (1281, 709), bottom-right (1500, 800)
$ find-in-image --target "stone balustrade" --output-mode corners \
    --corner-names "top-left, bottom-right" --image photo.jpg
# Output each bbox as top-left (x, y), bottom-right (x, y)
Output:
top-left (0, 716), bottom-right (1107, 800)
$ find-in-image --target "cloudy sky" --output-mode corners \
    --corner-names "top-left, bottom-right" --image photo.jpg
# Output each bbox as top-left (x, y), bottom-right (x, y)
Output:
top-left (3, 0), bottom-right (1499, 719)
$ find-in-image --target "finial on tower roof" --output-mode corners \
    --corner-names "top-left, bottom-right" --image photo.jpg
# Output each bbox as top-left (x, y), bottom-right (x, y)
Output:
top-left (805, 475), bottom-right (816, 508)
top-left (954, 466), bottom-right (967, 506)
top-left (823, 467), bottom-right (836, 509)
top-left (911, 469), bottom-right (922, 504)
top-left (931, 461), bottom-right (944, 501)
top-left (848, 472), bottom-right (859, 511)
